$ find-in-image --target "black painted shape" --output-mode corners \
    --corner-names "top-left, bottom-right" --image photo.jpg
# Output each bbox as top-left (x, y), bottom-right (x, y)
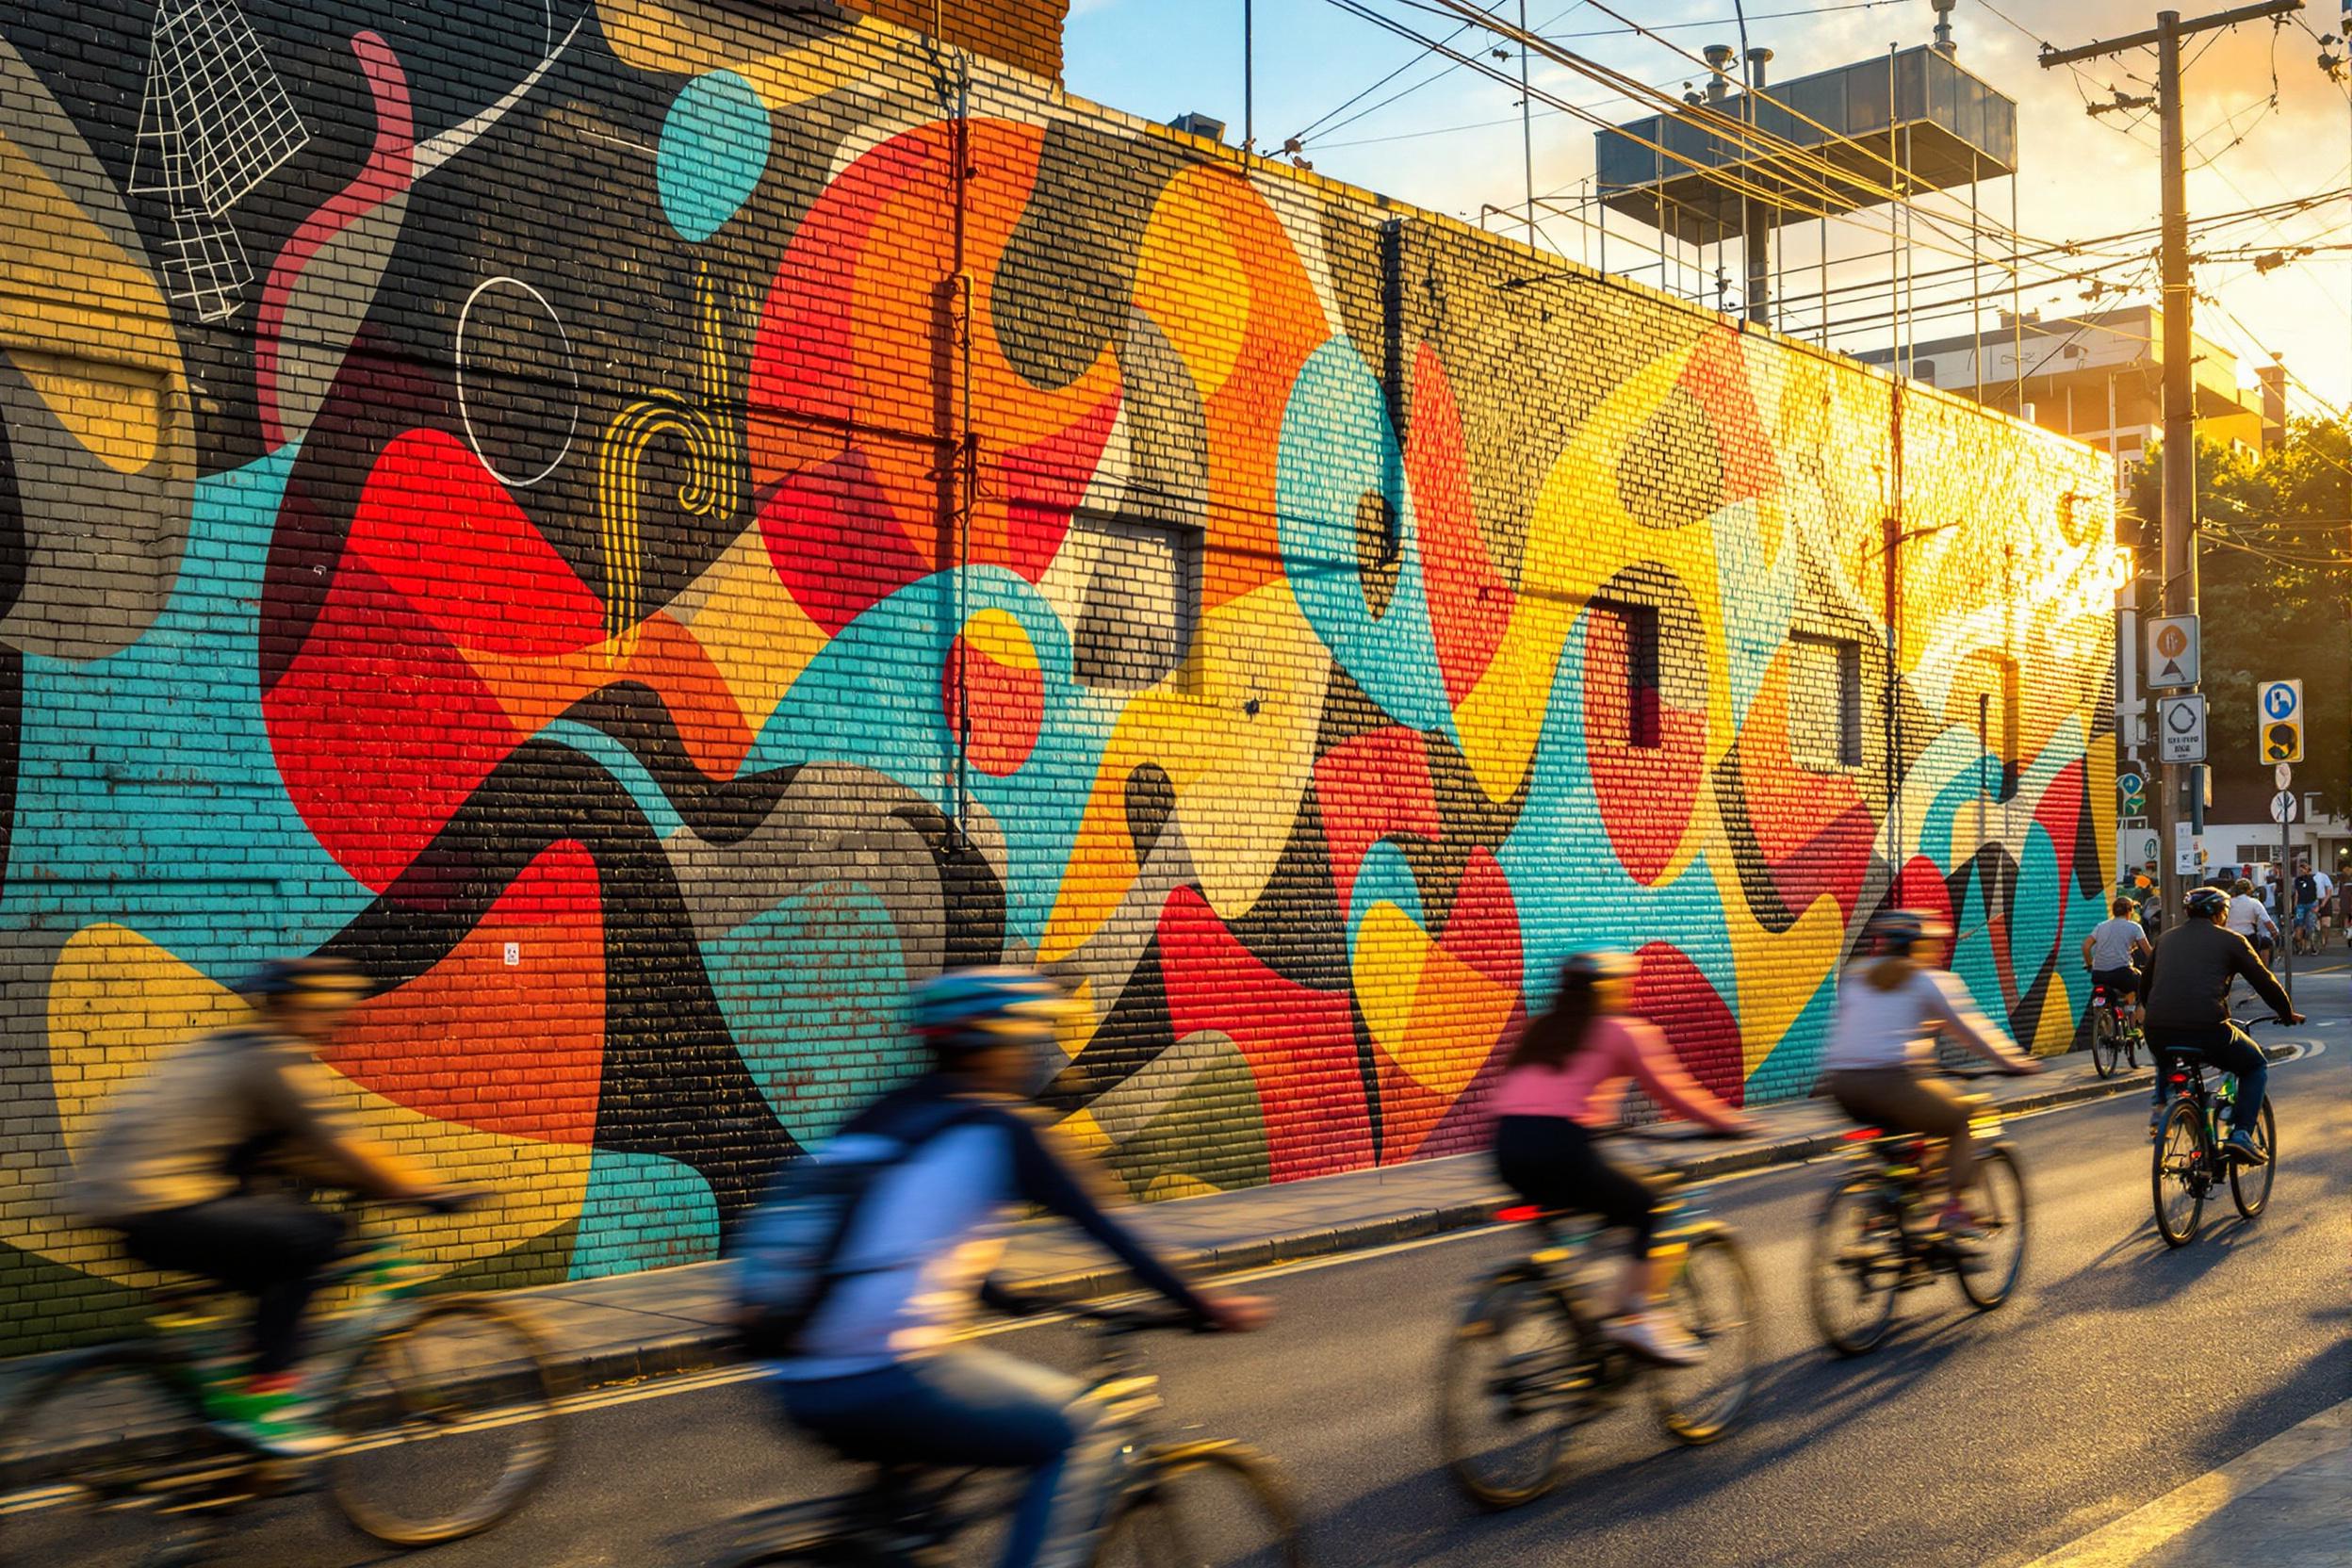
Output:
top-left (562, 681), bottom-right (798, 845)
top-left (1037, 942), bottom-right (1173, 1117)
top-left (318, 737), bottom-right (797, 1221)
top-left (1123, 761), bottom-right (1174, 862)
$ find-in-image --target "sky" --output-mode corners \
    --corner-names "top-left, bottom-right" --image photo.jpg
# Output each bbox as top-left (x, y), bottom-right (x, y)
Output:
top-left (1064, 0), bottom-right (2352, 415)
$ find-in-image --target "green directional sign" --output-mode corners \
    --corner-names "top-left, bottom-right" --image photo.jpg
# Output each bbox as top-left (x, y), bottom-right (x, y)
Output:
top-left (2117, 770), bottom-right (2148, 819)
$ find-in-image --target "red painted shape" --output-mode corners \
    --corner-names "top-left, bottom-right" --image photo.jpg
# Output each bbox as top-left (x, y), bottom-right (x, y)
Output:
top-left (2034, 759), bottom-right (2087, 870)
top-left (267, 555), bottom-right (516, 889)
top-left (1371, 849), bottom-right (1524, 1165)
top-left (1676, 326), bottom-right (1780, 506)
top-left (942, 633), bottom-right (1043, 777)
top-left (332, 841), bottom-right (605, 1143)
top-left (1157, 887), bottom-right (1371, 1183)
top-left (1896, 856), bottom-right (1957, 932)
top-left (1313, 727), bottom-right (1437, 912)
top-left (1630, 943), bottom-right (1744, 1107)
top-left (1409, 348), bottom-right (1511, 705)
top-left (257, 32), bottom-right (415, 451)
top-left (1585, 611), bottom-right (1705, 885)
top-left (1441, 847), bottom-right (1525, 990)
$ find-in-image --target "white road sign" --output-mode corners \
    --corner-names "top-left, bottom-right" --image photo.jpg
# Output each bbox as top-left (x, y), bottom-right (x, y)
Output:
top-left (2147, 614), bottom-right (2200, 688)
top-left (2157, 692), bottom-right (2207, 763)
top-left (2275, 761), bottom-right (2294, 790)
top-left (2270, 791), bottom-right (2298, 824)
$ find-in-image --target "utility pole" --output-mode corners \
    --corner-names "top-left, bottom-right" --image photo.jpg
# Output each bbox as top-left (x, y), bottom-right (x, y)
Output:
top-left (2040, 0), bottom-right (2304, 929)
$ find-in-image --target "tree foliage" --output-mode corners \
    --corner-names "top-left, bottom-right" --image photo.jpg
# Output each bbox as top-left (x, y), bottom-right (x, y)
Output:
top-left (2126, 416), bottom-right (2352, 817)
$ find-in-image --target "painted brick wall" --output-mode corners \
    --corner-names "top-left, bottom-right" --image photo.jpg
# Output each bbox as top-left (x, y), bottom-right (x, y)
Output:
top-left (0, 0), bottom-right (2114, 1351)
top-left (838, 0), bottom-right (1068, 80)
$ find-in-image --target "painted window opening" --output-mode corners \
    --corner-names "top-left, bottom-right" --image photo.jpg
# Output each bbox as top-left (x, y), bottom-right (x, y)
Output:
top-left (1789, 632), bottom-right (1864, 773)
top-left (1592, 599), bottom-right (1663, 750)
top-left (1070, 513), bottom-right (1197, 693)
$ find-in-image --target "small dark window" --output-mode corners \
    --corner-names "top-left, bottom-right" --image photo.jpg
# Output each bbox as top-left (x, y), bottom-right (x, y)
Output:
top-left (1070, 514), bottom-right (1196, 692)
top-left (1789, 633), bottom-right (1862, 772)
top-left (1592, 600), bottom-right (1661, 749)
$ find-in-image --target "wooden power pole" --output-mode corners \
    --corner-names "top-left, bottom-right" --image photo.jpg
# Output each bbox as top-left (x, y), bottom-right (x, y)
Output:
top-left (2039, 1), bottom-right (2303, 927)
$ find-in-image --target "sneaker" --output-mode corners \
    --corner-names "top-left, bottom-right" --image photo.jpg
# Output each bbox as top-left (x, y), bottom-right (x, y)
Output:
top-left (1933, 1204), bottom-right (1986, 1245)
top-left (1604, 1312), bottom-right (1707, 1368)
top-left (204, 1382), bottom-right (338, 1459)
top-left (2223, 1129), bottom-right (2269, 1167)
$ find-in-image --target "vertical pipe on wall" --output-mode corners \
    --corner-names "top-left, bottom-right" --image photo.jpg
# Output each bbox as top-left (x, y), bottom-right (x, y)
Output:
top-left (945, 52), bottom-right (975, 844)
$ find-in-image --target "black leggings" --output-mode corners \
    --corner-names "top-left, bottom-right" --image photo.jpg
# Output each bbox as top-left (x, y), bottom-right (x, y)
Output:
top-left (1494, 1117), bottom-right (1659, 1253)
top-left (117, 1197), bottom-right (347, 1374)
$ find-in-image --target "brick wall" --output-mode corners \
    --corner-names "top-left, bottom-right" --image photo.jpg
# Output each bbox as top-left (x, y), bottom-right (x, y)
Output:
top-left (839, 0), bottom-right (1068, 79)
top-left (0, 0), bottom-right (2113, 1349)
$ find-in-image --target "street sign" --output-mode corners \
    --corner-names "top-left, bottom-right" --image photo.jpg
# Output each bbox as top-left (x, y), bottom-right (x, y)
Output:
top-left (2270, 790), bottom-right (2299, 824)
top-left (2275, 761), bottom-right (2294, 791)
top-left (2117, 769), bottom-right (2148, 817)
top-left (2157, 692), bottom-right (2207, 763)
top-left (2261, 678), bottom-right (2304, 763)
top-left (2119, 827), bottom-right (2159, 876)
top-left (2148, 615), bottom-right (2200, 688)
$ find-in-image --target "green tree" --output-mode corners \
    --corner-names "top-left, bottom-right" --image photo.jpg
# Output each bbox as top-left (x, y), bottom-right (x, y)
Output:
top-left (2127, 416), bottom-right (2352, 819)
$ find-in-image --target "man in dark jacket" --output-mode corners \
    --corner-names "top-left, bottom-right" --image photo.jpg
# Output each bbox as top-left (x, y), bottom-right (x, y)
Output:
top-left (2139, 886), bottom-right (2302, 1162)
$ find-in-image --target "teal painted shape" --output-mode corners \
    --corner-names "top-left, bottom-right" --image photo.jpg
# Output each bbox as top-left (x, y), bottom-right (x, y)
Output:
top-left (1497, 614), bottom-right (1735, 1016)
top-left (1275, 339), bottom-right (1449, 736)
top-left (705, 878), bottom-right (921, 1145)
top-left (2006, 823), bottom-right (2066, 1018)
top-left (738, 566), bottom-right (1116, 945)
top-left (567, 1148), bottom-right (721, 1279)
top-left (0, 447), bottom-right (375, 979)
top-left (1345, 841), bottom-right (1425, 945)
top-left (1747, 964), bottom-right (1838, 1101)
top-left (1951, 871), bottom-right (2007, 1027)
top-left (538, 719), bottom-right (686, 839)
top-left (656, 70), bottom-right (770, 242)
top-left (1708, 498), bottom-right (1800, 727)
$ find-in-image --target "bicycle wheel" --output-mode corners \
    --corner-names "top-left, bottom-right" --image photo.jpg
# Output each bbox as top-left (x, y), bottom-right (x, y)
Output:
top-left (2230, 1097), bottom-right (2277, 1219)
top-left (1807, 1180), bottom-right (1902, 1356)
top-left (1092, 1441), bottom-right (1304, 1568)
top-left (1435, 1268), bottom-right (1581, 1510)
top-left (1647, 1228), bottom-right (1756, 1445)
top-left (0, 1348), bottom-right (227, 1567)
top-left (2090, 1009), bottom-right (2119, 1078)
top-left (2151, 1100), bottom-right (2208, 1248)
top-left (327, 1298), bottom-right (560, 1545)
top-left (1954, 1146), bottom-right (2029, 1310)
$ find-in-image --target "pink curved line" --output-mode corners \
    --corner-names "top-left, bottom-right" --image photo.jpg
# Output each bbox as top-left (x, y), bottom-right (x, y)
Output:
top-left (257, 31), bottom-right (416, 451)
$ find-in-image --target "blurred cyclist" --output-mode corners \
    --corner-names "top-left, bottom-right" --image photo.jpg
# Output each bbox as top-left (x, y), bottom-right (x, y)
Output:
top-left (2139, 886), bottom-right (2300, 1161)
top-left (1821, 911), bottom-right (2042, 1242)
top-left (72, 956), bottom-right (458, 1455)
top-left (768, 967), bottom-right (1266, 1568)
top-left (1490, 952), bottom-right (1757, 1366)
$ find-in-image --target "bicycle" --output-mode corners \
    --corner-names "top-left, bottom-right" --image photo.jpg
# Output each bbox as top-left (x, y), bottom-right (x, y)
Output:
top-left (1806, 1076), bottom-right (2029, 1357)
top-left (2087, 978), bottom-right (2144, 1079)
top-left (729, 1300), bottom-right (1306, 1566)
top-left (1435, 1131), bottom-right (1756, 1511)
top-left (0, 1200), bottom-right (560, 1566)
top-left (2149, 1029), bottom-right (2277, 1248)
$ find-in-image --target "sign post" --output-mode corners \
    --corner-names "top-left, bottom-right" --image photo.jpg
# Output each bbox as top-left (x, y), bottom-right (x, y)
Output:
top-left (2273, 780), bottom-right (2296, 1000)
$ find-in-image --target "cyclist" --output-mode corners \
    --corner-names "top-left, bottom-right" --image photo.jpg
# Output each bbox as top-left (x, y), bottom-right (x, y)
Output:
top-left (768, 967), bottom-right (1266, 1568)
top-left (2081, 894), bottom-right (2153, 1016)
top-left (2139, 886), bottom-right (2301, 1161)
top-left (71, 956), bottom-right (460, 1456)
top-left (1821, 911), bottom-right (2043, 1242)
top-left (1491, 951), bottom-right (1758, 1367)
top-left (2225, 877), bottom-right (2277, 963)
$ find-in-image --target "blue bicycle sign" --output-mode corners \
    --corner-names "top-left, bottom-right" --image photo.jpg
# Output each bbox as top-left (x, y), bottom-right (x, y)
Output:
top-left (2263, 681), bottom-right (2299, 721)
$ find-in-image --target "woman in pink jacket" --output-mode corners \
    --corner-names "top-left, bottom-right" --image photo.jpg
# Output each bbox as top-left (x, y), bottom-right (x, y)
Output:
top-left (1490, 952), bottom-right (1756, 1365)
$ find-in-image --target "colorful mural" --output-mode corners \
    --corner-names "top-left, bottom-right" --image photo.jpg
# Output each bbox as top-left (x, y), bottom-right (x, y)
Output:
top-left (0, 0), bottom-right (2114, 1345)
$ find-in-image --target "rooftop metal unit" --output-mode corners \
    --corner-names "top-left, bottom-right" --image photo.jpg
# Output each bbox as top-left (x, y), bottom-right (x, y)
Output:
top-left (1594, 45), bottom-right (2017, 248)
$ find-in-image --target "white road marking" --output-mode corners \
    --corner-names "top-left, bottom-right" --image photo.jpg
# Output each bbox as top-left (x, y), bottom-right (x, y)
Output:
top-left (2018, 1398), bottom-right (2351, 1567)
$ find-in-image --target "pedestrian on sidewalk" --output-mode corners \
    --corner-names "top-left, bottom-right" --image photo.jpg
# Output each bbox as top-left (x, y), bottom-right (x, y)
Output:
top-left (1490, 951), bottom-right (1758, 1367)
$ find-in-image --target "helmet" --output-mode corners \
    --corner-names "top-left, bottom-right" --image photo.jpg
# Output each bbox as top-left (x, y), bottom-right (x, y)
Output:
top-left (236, 956), bottom-right (370, 1005)
top-left (1559, 951), bottom-right (1638, 988)
top-left (1867, 908), bottom-right (1952, 955)
top-left (2185, 886), bottom-right (2230, 919)
top-left (909, 967), bottom-right (1075, 1052)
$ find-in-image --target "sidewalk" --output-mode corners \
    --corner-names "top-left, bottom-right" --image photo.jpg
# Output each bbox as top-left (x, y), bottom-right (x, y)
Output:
top-left (500, 1040), bottom-right (2229, 1396)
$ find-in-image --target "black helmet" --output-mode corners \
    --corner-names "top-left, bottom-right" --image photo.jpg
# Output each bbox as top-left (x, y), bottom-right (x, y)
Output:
top-left (2185, 886), bottom-right (2230, 920)
top-left (1866, 908), bottom-right (1952, 955)
top-left (1559, 951), bottom-right (1637, 988)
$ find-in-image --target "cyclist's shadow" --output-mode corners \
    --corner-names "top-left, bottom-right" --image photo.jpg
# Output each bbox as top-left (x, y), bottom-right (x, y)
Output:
top-left (2060, 1216), bottom-right (2260, 1304)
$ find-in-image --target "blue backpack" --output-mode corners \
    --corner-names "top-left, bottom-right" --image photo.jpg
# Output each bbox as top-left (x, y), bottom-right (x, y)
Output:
top-left (731, 1099), bottom-right (988, 1359)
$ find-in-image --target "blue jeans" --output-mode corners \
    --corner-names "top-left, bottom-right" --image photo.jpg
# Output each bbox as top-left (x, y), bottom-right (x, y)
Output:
top-left (2147, 1021), bottom-right (2266, 1131)
top-left (776, 1348), bottom-right (1125, 1568)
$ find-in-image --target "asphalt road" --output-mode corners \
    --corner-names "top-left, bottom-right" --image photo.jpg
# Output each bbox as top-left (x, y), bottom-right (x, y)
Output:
top-left (170, 978), bottom-right (2352, 1568)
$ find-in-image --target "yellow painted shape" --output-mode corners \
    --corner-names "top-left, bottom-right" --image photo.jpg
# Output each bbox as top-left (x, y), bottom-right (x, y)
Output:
top-left (1349, 903), bottom-right (1431, 1054)
top-left (1143, 1172), bottom-right (1223, 1202)
top-left (1709, 847), bottom-right (1851, 1078)
top-left (1134, 168), bottom-right (1254, 398)
top-left (1054, 1106), bottom-right (1111, 1158)
top-left (1394, 939), bottom-right (1516, 1101)
top-left (961, 607), bottom-right (1037, 671)
top-left (596, 0), bottom-right (867, 109)
top-left (30, 925), bottom-right (587, 1286)
top-left (0, 127), bottom-right (183, 474)
top-left (667, 518), bottom-right (830, 741)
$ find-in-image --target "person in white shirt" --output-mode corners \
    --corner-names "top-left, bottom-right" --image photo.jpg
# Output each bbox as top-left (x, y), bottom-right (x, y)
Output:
top-left (1821, 910), bottom-right (2043, 1240)
top-left (2225, 877), bottom-right (2276, 959)
top-left (2316, 867), bottom-right (2338, 943)
top-left (2080, 896), bottom-right (2153, 1004)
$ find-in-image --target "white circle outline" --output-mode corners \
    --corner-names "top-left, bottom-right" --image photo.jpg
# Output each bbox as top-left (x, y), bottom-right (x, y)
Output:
top-left (456, 274), bottom-right (580, 489)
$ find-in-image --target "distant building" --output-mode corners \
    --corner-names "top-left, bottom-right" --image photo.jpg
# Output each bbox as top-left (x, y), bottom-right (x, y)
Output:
top-left (1855, 304), bottom-right (2279, 494)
